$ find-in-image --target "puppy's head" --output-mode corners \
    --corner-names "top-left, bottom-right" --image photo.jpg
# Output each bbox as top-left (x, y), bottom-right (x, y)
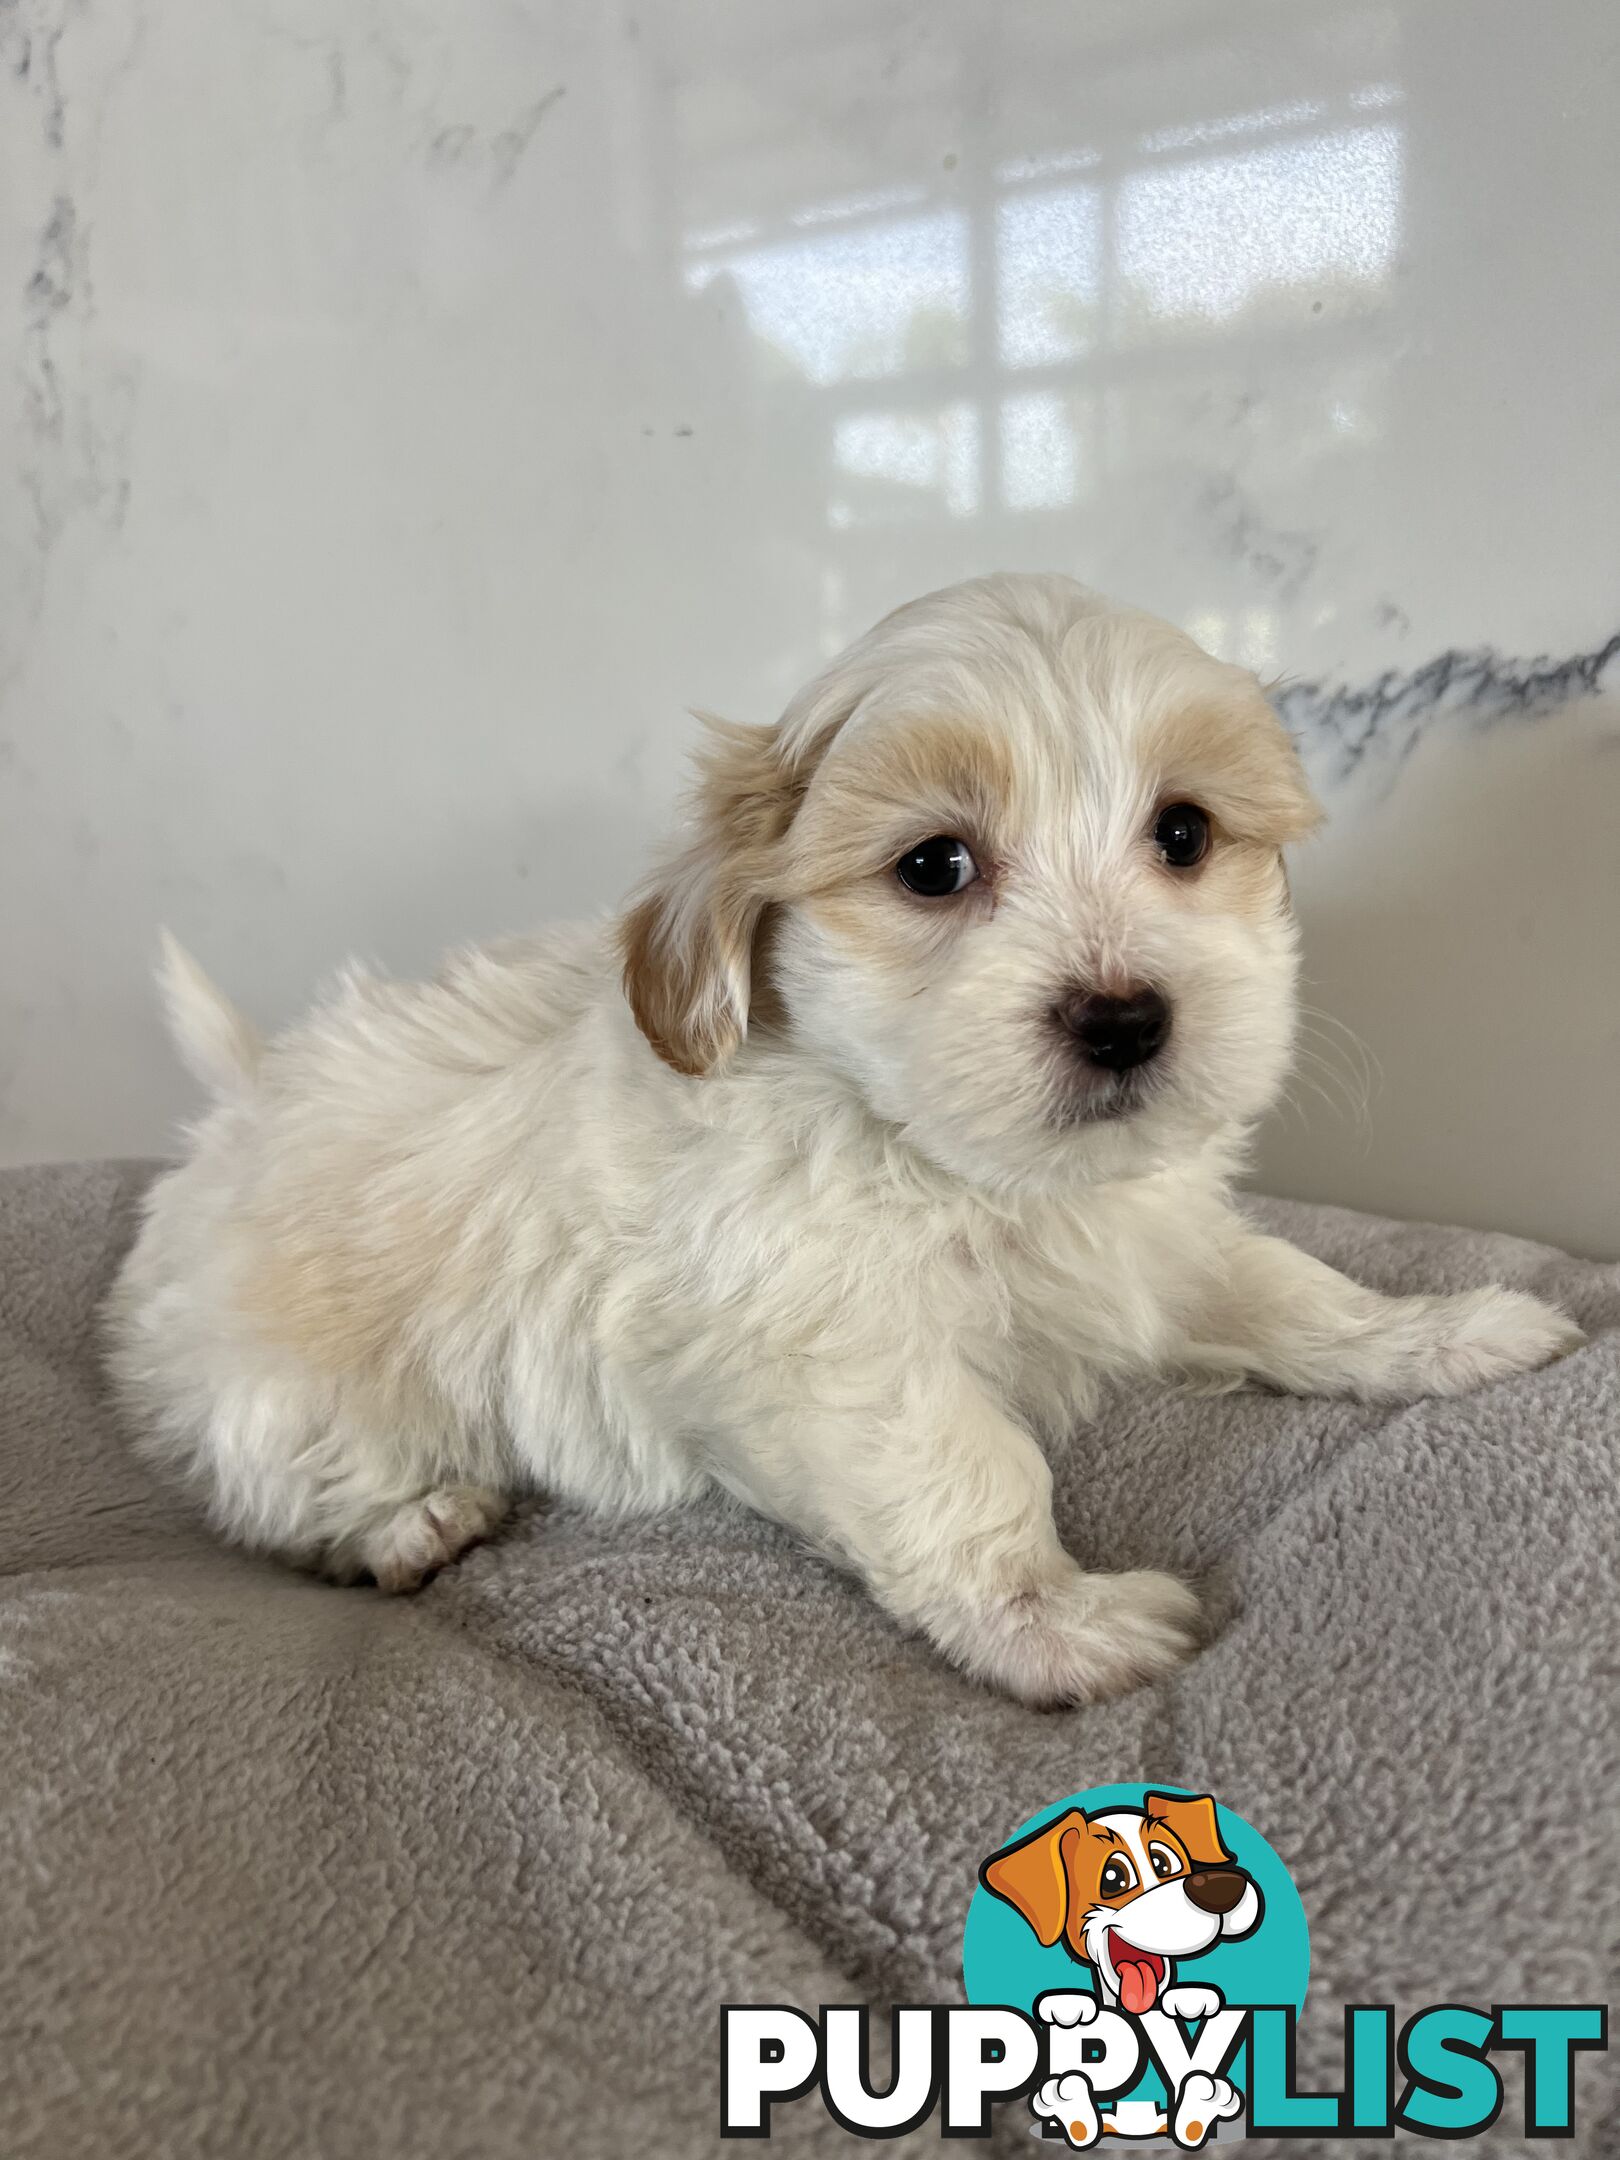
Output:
top-left (980, 1792), bottom-right (1262, 2011)
top-left (620, 573), bottom-right (1319, 1189)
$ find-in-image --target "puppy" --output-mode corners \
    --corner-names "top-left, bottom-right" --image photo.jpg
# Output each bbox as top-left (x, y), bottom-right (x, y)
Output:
top-left (105, 573), bottom-right (1582, 1705)
top-left (981, 1792), bottom-right (1259, 2013)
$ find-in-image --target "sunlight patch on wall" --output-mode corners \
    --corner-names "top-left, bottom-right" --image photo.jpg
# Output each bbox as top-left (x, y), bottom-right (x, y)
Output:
top-left (685, 210), bottom-right (968, 384)
top-left (1001, 391), bottom-right (1084, 511)
top-left (829, 403), bottom-right (981, 526)
top-left (997, 184), bottom-right (1102, 367)
top-left (1116, 124), bottom-right (1403, 327)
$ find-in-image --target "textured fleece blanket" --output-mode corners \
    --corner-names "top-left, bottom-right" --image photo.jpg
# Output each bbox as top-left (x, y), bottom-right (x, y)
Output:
top-left (0, 1158), bottom-right (1615, 2159)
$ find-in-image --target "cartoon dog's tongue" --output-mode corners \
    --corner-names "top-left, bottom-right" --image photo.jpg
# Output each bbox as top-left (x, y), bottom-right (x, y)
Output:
top-left (1108, 1934), bottom-right (1164, 2014)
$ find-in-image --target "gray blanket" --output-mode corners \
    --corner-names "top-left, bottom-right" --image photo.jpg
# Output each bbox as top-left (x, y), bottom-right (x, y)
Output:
top-left (0, 1159), bottom-right (1615, 2158)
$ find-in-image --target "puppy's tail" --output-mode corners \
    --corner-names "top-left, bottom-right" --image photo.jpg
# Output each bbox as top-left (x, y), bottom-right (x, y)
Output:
top-left (156, 931), bottom-right (263, 1096)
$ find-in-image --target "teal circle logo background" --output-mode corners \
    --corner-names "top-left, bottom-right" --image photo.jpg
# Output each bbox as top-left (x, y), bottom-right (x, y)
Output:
top-left (962, 1782), bottom-right (1309, 2020)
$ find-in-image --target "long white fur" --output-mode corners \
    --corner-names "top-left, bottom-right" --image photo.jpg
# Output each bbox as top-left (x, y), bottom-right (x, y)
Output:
top-left (104, 575), bottom-right (1582, 1703)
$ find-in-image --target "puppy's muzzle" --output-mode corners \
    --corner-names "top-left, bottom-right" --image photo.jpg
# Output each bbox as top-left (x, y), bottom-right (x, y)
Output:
top-left (1056, 986), bottom-right (1172, 1074)
top-left (1183, 1865), bottom-right (1250, 1916)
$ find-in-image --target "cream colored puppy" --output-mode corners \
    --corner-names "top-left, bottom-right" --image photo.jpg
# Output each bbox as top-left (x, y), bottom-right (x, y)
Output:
top-left (105, 574), bottom-right (1581, 1705)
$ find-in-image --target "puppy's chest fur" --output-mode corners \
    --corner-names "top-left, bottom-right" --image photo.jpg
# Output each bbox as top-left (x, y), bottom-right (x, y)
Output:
top-left (616, 1103), bottom-right (1223, 1444)
top-left (929, 1187), bottom-right (1220, 1433)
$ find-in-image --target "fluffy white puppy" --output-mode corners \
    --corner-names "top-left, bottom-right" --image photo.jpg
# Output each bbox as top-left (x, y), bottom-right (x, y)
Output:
top-left (105, 573), bottom-right (1581, 1705)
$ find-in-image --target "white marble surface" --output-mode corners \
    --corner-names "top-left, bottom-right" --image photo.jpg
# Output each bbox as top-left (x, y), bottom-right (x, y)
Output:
top-left (2, 0), bottom-right (1617, 1253)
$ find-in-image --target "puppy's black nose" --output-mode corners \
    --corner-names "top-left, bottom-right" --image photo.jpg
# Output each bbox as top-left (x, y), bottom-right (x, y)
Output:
top-left (1185, 1867), bottom-right (1249, 1916)
top-left (1056, 987), bottom-right (1172, 1072)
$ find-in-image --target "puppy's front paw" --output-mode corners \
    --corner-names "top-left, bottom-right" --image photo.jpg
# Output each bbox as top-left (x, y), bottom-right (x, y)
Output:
top-left (1172, 2069), bottom-right (1242, 2149)
top-left (363, 1484), bottom-right (508, 1594)
top-left (1032, 2072), bottom-right (1101, 2150)
top-left (1159, 1983), bottom-right (1224, 2022)
top-left (1401, 1287), bottom-right (1585, 1398)
top-left (960, 1567), bottom-right (1202, 1709)
top-left (1037, 1991), bottom-right (1101, 2028)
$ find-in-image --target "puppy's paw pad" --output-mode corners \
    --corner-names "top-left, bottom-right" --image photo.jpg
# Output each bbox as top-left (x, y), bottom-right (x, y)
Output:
top-left (368, 1484), bottom-right (507, 1594)
top-left (1173, 2069), bottom-right (1242, 2148)
top-left (1422, 1288), bottom-right (1585, 1394)
top-left (1033, 2072), bottom-right (1100, 2149)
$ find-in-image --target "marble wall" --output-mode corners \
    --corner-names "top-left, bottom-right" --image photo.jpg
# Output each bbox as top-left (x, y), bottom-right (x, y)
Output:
top-left (2, 0), bottom-right (1616, 1253)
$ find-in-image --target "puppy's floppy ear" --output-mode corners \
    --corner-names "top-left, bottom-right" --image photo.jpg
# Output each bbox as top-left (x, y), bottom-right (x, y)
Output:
top-left (1144, 1792), bottom-right (1232, 1870)
top-left (1238, 674), bottom-right (1323, 846)
top-left (979, 1808), bottom-right (1089, 1950)
top-left (618, 715), bottom-right (803, 1077)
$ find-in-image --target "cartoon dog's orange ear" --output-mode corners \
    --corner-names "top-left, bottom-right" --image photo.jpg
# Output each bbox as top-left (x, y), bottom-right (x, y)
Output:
top-left (1144, 1792), bottom-right (1232, 1869)
top-left (979, 1809), bottom-right (1089, 1949)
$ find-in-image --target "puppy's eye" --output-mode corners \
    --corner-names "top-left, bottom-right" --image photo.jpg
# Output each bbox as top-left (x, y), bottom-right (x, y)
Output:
top-left (1154, 802), bottom-right (1210, 868)
top-left (1099, 1856), bottom-right (1138, 1898)
top-left (1148, 1842), bottom-right (1182, 1882)
top-left (896, 835), bottom-right (979, 897)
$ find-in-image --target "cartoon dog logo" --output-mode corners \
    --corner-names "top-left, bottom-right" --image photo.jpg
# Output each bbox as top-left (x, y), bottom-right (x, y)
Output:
top-left (980, 1791), bottom-right (1263, 2147)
